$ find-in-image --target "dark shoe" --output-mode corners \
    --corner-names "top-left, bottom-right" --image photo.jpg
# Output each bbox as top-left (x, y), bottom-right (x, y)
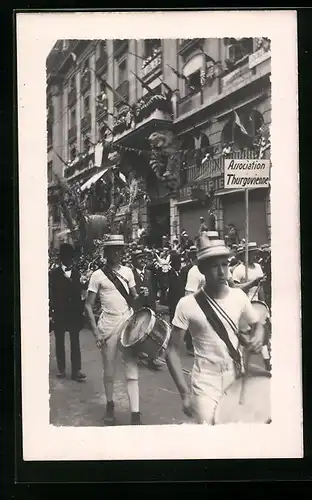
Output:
top-left (147, 359), bottom-right (163, 371)
top-left (186, 348), bottom-right (194, 357)
top-left (56, 371), bottom-right (65, 379)
top-left (104, 401), bottom-right (117, 426)
top-left (131, 412), bottom-right (142, 425)
top-left (71, 371), bottom-right (86, 382)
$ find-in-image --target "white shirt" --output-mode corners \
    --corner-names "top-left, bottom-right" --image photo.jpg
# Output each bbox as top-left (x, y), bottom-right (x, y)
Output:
top-left (232, 263), bottom-right (264, 301)
top-left (61, 264), bottom-right (72, 278)
top-left (172, 287), bottom-right (258, 365)
top-left (185, 265), bottom-right (206, 294)
top-left (88, 266), bottom-right (136, 317)
top-left (185, 265), bottom-right (233, 294)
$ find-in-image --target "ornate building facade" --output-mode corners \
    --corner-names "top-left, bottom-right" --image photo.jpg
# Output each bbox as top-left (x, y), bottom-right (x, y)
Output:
top-left (47, 37), bottom-right (271, 248)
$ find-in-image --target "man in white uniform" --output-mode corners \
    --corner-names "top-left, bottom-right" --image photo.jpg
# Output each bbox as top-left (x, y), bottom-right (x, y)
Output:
top-left (185, 232), bottom-right (235, 295)
top-left (166, 233), bottom-right (264, 424)
top-left (232, 242), bottom-right (264, 301)
top-left (85, 235), bottom-right (147, 426)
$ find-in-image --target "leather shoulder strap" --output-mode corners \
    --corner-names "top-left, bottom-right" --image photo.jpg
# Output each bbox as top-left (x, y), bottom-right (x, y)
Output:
top-left (194, 289), bottom-right (241, 365)
top-left (102, 266), bottom-right (132, 308)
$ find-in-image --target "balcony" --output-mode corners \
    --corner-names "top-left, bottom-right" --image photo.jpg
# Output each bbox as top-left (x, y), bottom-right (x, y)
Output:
top-left (81, 112), bottom-right (91, 131)
top-left (68, 125), bottom-right (77, 142)
top-left (113, 39), bottom-right (128, 56)
top-left (68, 87), bottom-right (77, 107)
top-left (95, 51), bottom-right (108, 74)
top-left (185, 157), bottom-right (225, 184)
top-left (141, 50), bottom-right (162, 79)
top-left (113, 93), bottom-right (173, 139)
top-left (80, 71), bottom-right (91, 93)
top-left (176, 91), bottom-right (202, 118)
top-left (178, 38), bottom-right (205, 56)
top-left (114, 80), bottom-right (129, 105)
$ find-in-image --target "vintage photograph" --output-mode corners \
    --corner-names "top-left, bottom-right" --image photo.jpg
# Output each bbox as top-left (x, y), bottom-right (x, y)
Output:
top-left (47, 36), bottom-right (273, 427)
top-left (17, 10), bottom-right (301, 461)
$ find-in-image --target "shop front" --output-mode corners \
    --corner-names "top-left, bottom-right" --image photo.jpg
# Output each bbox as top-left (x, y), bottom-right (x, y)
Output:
top-left (221, 188), bottom-right (269, 245)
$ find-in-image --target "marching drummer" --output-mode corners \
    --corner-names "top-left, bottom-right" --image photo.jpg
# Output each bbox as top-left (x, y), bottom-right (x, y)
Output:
top-left (85, 234), bottom-right (146, 426)
top-left (165, 232), bottom-right (265, 424)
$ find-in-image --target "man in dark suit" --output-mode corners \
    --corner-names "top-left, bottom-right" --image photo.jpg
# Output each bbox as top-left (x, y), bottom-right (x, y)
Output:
top-left (131, 249), bottom-right (162, 370)
top-left (49, 243), bottom-right (86, 382)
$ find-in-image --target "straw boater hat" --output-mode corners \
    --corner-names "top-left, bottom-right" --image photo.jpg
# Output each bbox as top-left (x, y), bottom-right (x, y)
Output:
top-left (132, 249), bottom-right (144, 258)
top-left (236, 241), bottom-right (259, 257)
top-left (103, 234), bottom-right (125, 247)
top-left (196, 232), bottom-right (232, 262)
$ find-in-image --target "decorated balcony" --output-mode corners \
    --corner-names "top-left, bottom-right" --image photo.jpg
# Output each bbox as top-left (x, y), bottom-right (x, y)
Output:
top-left (112, 93), bottom-right (173, 139)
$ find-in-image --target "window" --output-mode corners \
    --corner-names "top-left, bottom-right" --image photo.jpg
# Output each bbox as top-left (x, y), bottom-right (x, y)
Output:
top-left (98, 40), bottom-right (106, 58)
top-left (81, 133), bottom-right (90, 152)
top-left (70, 144), bottom-right (77, 161)
top-left (144, 39), bottom-right (161, 58)
top-left (69, 76), bottom-right (76, 92)
top-left (82, 58), bottom-right (89, 76)
top-left (118, 59), bottom-right (127, 85)
top-left (225, 37), bottom-right (254, 64)
top-left (52, 204), bottom-right (61, 223)
top-left (48, 160), bottom-right (53, 183)
top-left (69, 107), bottom-right (76, 128)
top-left (82, 94), bottom-right (90, 117)
top-left (245, 109), bottom-right (264, 137)
top-left (187, 70), bottom-right (201, 95)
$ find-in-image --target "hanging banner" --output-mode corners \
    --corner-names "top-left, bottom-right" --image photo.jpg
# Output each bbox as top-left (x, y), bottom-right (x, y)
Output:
top-left (224, 158), bottom-right (271, 189)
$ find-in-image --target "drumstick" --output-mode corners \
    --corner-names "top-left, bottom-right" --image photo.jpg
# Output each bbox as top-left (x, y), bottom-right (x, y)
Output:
top-left (239, 350), bottom-right (251, 405)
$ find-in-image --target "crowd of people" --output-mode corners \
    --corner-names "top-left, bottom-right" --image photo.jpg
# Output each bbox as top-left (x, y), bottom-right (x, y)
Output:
top-left (49, 217), bottom-right (271, 426)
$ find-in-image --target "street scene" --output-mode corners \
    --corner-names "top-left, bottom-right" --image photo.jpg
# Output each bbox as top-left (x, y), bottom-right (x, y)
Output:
top-left (47, 37), bottom-right (272, 427)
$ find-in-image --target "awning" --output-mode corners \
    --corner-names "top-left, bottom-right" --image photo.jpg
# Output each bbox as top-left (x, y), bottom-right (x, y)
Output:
top-left (80, 168), bottom-right (108, 192)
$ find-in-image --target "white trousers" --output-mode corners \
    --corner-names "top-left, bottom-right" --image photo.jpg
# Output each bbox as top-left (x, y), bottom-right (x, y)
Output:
top-left (191, 359), bottom-right (236, 425)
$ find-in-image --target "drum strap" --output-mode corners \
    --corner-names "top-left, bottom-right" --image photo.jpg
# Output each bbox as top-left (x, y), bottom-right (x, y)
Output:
top-left (194, 290), bottom-right (243, 377)
top-left (102, 265), bottom-right (133, 308)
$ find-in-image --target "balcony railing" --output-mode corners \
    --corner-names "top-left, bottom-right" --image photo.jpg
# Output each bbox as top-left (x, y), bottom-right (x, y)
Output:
top-left (68, 125), bottom-right (77, 142)
top-left (95, 51), bottom-right (108, 73)
top-left (80, 71), bottom-right (91, 93)
top-left (68, 87), bottom-right (77, 107)
top-left (184, 151), bottom-right (260, 185)
top-left (177, 91), bottom-right (202, 117)
top-left (141, 50), bottom-right (162, 78)
top-left (81, 112), bottom-right (91, 131)
top-left (114, 80), bottom-right (129, 105)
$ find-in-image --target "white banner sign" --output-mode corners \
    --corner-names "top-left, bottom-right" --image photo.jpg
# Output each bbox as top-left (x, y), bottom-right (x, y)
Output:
top-left (224, 159), bottom-right (271, 189)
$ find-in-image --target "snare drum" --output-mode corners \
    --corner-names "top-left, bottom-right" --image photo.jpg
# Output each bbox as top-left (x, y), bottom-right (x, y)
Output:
top-left (213, 374), bottom-right (271, 425)
top-left (119, 307), bottom-right (171, 360)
